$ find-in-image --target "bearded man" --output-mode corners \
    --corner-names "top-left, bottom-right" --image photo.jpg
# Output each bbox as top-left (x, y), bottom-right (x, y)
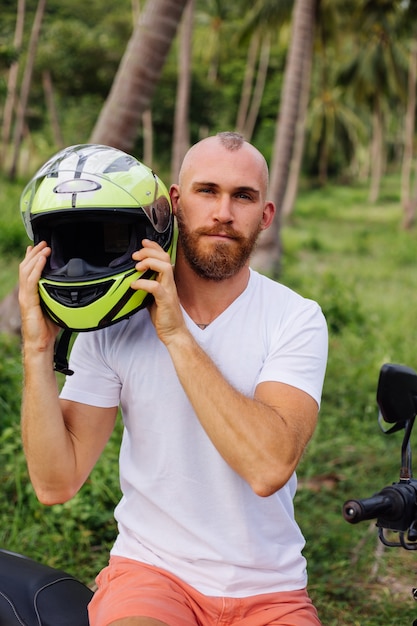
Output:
top-left (19, 132), bottom-right (328, 626)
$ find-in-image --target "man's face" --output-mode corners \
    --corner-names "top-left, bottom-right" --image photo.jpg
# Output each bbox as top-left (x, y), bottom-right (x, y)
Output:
top-left (175, 204), bottom-right (261, 281)
top-left (172, 140), bottom-right (273, 281)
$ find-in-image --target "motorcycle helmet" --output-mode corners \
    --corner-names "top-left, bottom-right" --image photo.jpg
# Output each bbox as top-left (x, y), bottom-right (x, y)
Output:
top-left (21, 144), bottom-right (174, 332)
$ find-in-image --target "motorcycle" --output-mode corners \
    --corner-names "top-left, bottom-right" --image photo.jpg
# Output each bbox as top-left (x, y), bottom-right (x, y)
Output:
top-left (343, 362), bottom-right (417, 626)
top-left (0, 548), bottom-right (93, 625)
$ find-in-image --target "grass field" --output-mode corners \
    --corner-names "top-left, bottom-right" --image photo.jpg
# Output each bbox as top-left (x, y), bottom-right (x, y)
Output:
top-left (1, 173), bottom-right (417, 624)
top-left (283, 177), bottom-right (417, 625)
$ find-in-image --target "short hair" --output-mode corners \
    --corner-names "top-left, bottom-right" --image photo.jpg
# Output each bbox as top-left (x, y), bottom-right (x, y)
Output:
top-left (216, 131), bottom-right (245, 151)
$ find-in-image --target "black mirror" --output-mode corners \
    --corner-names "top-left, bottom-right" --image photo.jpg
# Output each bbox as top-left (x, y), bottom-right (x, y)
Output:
top-left (377, 363), bottom-right (417, 430)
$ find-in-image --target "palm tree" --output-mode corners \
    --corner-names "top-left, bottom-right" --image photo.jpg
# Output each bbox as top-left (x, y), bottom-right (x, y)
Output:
top-left (171, 0), bottom-right (195, 183)
top-left (401, 39), bottom-right (416, 228)
top-left (194, 0), bottom-right (236, 84)
top-left (8, 0), bottom-right (46, 179)
top-left (235, 31), bottom-right (271, 142)
top-left (399, 0), bottom-right (417, 229)
top-left (306, 84), bottom-right (366, 186)
top-left (235, 0), bottom-right (291, 142)
top-left (251, 0), bottom-right (317, 275)
top-left (90, 0), bottom-right (188, 152)
top-left (340, 0), bottom-right (406, 203)
top-left (0, 0), bottom-right (25, 170)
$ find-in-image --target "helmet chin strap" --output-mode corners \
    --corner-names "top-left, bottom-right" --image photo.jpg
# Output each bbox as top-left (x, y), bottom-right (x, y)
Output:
top-left (53, 329), bottom-right (74, 376)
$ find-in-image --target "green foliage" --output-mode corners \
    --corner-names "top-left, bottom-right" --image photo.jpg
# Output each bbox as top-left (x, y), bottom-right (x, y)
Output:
top-left (36, 18), bottom-right (131, 98)
top-left (0, 174), bottom-right (28, 260)
top-left (0, 335), bottom-right (23, 430)
top-left (143, 65), bottom-right (222, 171)
top-left (0, 220), bottom-right (29, 258)
top-left (0, 418), bottom-right (122, 579)
top-left (2, 0), bottom-right (414, 185)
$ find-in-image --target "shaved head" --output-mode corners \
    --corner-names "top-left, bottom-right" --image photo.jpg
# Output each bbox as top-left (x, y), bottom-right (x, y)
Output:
top-left (178, 132), bottom-right (269, 198)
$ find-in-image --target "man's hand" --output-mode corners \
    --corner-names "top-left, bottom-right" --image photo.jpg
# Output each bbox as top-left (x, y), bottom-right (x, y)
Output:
top-left (131, 239), bottom-right (186, 345)
top-left (19, 241), bottom-right (60, 350)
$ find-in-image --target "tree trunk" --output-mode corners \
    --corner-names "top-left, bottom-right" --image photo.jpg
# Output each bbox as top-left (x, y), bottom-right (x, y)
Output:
top-left (8, 0), bottom-right (46, 180)
top-left (401, 38), bottom-right (417, 229)
top-left (142, 109), bottom-right (153, 166)
top-left (131, 0), bottom-right (141, 23)
top-left (128, 0), bottom-right (154, 167)
top-left (0, 0), bottom-right (26, 170)
top-left (236, 34), bottom-right (259, 135)
top-left (368, 100), bottom-right (384, 204)
top-left (236, 33), bottom-right (270, 142)
top-left (408, 158), bottom-right (417, 227)
top-left (282, 34), bottom-right (313, 218)
top-left (0, 286), bottom-right (21, 335)
top-left (251, 0), bottom-right (317, 275)
top-left (243, 34), bottom-right (270, 142)
top-left (171, 0), bottom-right (194, 183)
top-left (42, 70), bottom-right (64, 149)
top-left (318, 136), bottom-right (329, 186)
top-left (90, 0), bottom-right (188, 152)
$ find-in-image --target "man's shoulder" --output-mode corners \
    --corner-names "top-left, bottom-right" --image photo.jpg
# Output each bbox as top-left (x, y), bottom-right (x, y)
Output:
top-left (249, 268), bottom-right (304, 300)
top-left (248, 269), bottom-right (325, 321)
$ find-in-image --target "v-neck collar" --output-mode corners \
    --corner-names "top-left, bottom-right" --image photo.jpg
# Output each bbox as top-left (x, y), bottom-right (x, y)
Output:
top-left (180, 269), bottom-right (253, 333)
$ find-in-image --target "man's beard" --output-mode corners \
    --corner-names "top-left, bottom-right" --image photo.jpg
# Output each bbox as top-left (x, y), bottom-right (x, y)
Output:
top-left (176, 207), bottom-right (261, 281)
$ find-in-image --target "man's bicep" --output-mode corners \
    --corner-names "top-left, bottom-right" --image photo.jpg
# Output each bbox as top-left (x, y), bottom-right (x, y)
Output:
top-left (255, 380), bottom-right (319, 442)
top-left (60, 399), bottom-right (118, 480)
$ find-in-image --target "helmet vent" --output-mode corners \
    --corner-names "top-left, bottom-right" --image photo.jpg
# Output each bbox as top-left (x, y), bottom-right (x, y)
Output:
top-left (53, 179), bottom-right (102, 194)
top-left (43, 280), bottom-right (115, 308)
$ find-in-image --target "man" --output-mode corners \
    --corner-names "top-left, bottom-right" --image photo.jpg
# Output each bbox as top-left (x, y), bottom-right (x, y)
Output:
top-left (19, 132), bottom-right (328, 625)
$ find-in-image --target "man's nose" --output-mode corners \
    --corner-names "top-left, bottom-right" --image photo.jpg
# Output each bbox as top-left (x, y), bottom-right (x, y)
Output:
top-left (214, 195), bottom-right (233, 221)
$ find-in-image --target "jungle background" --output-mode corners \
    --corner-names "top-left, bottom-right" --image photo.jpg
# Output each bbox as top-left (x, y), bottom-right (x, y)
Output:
top-left (2, 0), bottom-right (417, 624)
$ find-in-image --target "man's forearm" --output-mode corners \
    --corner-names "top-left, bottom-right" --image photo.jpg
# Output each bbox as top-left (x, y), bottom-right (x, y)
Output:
top-left (21, 346), bottom-right (78, 504)
top-left (164, 329), bottom-right (317, 496)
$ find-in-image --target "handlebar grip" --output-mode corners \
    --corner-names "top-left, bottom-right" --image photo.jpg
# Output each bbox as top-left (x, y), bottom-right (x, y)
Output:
top-left (343, 492), bottom-right (400, 524)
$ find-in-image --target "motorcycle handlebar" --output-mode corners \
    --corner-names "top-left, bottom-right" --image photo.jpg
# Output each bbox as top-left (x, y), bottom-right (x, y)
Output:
top-left (343, 493), bottom-right (397, 524)
top-left (343, 483), bottom-right (415, 525)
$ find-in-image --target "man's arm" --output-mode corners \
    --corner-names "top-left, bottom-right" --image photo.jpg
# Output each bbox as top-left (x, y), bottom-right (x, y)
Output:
top-left (19, 242), bottom-right (117, 505)
top-left (132, 240), bottom-right (321, 497)
top-left (161, 331), bottom-right (318, 497)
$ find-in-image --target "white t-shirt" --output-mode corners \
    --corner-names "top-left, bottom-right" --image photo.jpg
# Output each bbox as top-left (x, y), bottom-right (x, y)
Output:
top-left (60, 269), bottom-right (328, 597)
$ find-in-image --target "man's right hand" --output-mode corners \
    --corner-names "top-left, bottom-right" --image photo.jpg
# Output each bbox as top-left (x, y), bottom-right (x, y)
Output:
top-left (18, 241), bottom-right (60, 351)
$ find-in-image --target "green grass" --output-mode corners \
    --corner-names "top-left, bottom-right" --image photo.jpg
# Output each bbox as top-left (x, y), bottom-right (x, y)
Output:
top-left (2, 172), bottom-right (417, 623)
top-left (282, 176), bottom-right (417, 625)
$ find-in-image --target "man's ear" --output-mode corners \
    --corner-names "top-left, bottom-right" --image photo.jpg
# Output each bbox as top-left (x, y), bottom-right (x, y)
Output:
top-left (260, 201), bottom-right (276, 230)
top-left (169, 184), bottom-right (180, 215)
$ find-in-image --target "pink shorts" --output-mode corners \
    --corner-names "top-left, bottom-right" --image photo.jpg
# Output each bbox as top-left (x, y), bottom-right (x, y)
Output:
top-left (88, 556), bottom-right (322, 626)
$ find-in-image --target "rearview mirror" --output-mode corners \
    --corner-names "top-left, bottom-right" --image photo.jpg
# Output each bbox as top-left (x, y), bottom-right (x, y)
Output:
top-left (377, 363), bottom-right (417, 432)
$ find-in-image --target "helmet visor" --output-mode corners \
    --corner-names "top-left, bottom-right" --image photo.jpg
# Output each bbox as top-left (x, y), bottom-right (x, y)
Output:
top-left (34, 209), bottom-right (156, 279)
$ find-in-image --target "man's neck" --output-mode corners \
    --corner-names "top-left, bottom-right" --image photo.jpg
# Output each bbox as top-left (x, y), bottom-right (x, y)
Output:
top-left (174, 256), bottom-right (250, 328)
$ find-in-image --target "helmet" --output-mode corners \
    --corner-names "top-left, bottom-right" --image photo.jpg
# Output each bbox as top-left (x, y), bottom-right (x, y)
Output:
top-left (21, 144), bottom-right (174, 331)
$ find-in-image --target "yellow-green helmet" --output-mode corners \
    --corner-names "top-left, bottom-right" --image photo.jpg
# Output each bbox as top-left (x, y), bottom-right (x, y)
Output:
top-left (21, 144), bottom-right (174, 331)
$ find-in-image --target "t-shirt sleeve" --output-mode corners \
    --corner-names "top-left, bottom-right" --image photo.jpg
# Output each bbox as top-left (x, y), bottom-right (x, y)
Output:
top-left (60, 330), bottom-right (121, 408)
top-left (257, 299), bottom-right (328, 407)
